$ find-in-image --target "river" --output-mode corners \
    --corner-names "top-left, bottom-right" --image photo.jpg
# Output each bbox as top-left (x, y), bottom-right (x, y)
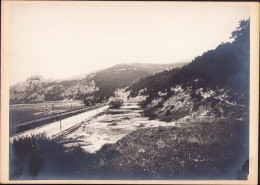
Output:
top-left (60, 102), bottom-right (176, 153)
top-left (10, 102), bottom-right (176, 153)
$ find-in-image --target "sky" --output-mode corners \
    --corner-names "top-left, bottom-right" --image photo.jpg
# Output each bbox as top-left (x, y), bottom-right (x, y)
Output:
top-left (9, 3), bottom-right (250, 85)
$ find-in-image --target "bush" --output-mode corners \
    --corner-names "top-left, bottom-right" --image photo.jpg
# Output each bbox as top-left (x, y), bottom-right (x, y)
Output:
top-left (10, 133), bottom-right (94, 179)
top-left (190, 92), bottom-right (203, 101)
top-left (205, 96), bottom-right (220, 106)
top-left (160, 109), bottom-right (190, 122)
top-left (108, 98), bottom-right (124, 109)
top-left (83, 99), bottom-right (95, 106)
top-left (142, 107), bottom-right (157, 120)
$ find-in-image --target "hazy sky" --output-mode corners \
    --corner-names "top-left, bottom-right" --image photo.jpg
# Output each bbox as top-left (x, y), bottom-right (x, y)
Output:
top-left (10, 3), bottom-right (250, 85)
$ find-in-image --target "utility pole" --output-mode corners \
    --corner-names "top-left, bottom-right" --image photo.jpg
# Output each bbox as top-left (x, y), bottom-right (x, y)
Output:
top-left (52, 104), bottom-right (54, 118)
top-left (60, 113), bottom-right (62, 131)
top-left (45, 105), bottom-right (48, 116)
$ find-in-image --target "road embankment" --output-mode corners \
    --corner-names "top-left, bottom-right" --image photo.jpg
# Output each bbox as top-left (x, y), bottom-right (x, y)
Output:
top-left (10, 105), bottom-right (109, 142)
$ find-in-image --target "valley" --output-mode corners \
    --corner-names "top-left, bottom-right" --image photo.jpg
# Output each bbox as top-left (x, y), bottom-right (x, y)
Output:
top-left (9, 19), bottom-right (250, 180)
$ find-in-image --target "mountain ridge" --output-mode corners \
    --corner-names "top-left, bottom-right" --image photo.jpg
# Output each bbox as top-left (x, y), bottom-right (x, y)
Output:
top-left (10, 62), bottom-right (187, 104)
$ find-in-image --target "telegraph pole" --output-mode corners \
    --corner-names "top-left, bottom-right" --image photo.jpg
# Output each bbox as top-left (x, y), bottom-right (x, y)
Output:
top-left (60, 113), bottom-right (62, 131)
top-left (52, 104), bottom-right (54, 118)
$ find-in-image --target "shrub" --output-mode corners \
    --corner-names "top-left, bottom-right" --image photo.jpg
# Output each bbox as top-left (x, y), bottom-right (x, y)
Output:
top-left (142, 107), bottom-right (157, 120)
top-left (108, 98), bottom-right (124, 109)
top-left (10, 133), bottom-right (93, 179)
top-left (190, 92), bottom-right (203, 101)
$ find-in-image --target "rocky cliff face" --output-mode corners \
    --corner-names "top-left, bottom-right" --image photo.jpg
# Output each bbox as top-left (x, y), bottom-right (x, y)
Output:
top-left (10, 75), bottom-right (46, 103)
top-left (10, 74), bottom-right (103, 104)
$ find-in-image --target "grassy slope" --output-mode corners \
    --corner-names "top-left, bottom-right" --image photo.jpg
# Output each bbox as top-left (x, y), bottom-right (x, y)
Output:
top-left (10, 119), bottom-right (249, 180)
top-left (93, 119), bottom-right (249, 180)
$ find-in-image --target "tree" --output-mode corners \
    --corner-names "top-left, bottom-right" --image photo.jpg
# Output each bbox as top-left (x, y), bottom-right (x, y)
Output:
top-left (108, 98), bottom-right (124, 109)
top-left (230, 19), bottom-right (250, 42)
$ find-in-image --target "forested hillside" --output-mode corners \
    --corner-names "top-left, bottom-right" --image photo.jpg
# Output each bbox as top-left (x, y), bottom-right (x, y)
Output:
top-left (127, 19), bottom-right (249, 122)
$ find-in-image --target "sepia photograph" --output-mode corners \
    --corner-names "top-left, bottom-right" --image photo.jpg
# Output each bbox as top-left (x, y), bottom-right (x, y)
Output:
top-left (1, 1), bottom-right (259, 184)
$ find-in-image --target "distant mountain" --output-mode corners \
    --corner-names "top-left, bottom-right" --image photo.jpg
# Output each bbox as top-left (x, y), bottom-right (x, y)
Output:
top-left (9, 62), bottom-right (187, 104)
top-left (126, 19), bottom-right (250, 122)
top-left (129, 62), bottom-right (187, 74)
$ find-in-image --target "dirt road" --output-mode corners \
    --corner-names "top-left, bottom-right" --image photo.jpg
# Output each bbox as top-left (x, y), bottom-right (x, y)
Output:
top-left (10, 105), bottom-right (109, 142)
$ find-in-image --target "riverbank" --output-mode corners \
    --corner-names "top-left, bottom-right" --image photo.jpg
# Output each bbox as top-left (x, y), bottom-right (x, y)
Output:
top-left (9, 118), bottom-right (249, 180)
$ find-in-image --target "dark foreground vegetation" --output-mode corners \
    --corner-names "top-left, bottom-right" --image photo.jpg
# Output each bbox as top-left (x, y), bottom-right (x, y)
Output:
top-left (10, 134), bottom-right (90, 180)
top-left (10, 119), bottom-right (248, 180)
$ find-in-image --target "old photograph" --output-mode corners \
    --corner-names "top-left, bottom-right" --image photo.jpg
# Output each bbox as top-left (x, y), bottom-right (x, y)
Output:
top-left (1, 1), bottom-right (259, 184)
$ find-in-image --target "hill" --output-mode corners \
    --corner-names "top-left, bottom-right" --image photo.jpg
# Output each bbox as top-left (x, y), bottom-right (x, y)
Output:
top-left (127, 19), bottom-right (249, 122)
top-left (10, 62), bottom-right (186, 104)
